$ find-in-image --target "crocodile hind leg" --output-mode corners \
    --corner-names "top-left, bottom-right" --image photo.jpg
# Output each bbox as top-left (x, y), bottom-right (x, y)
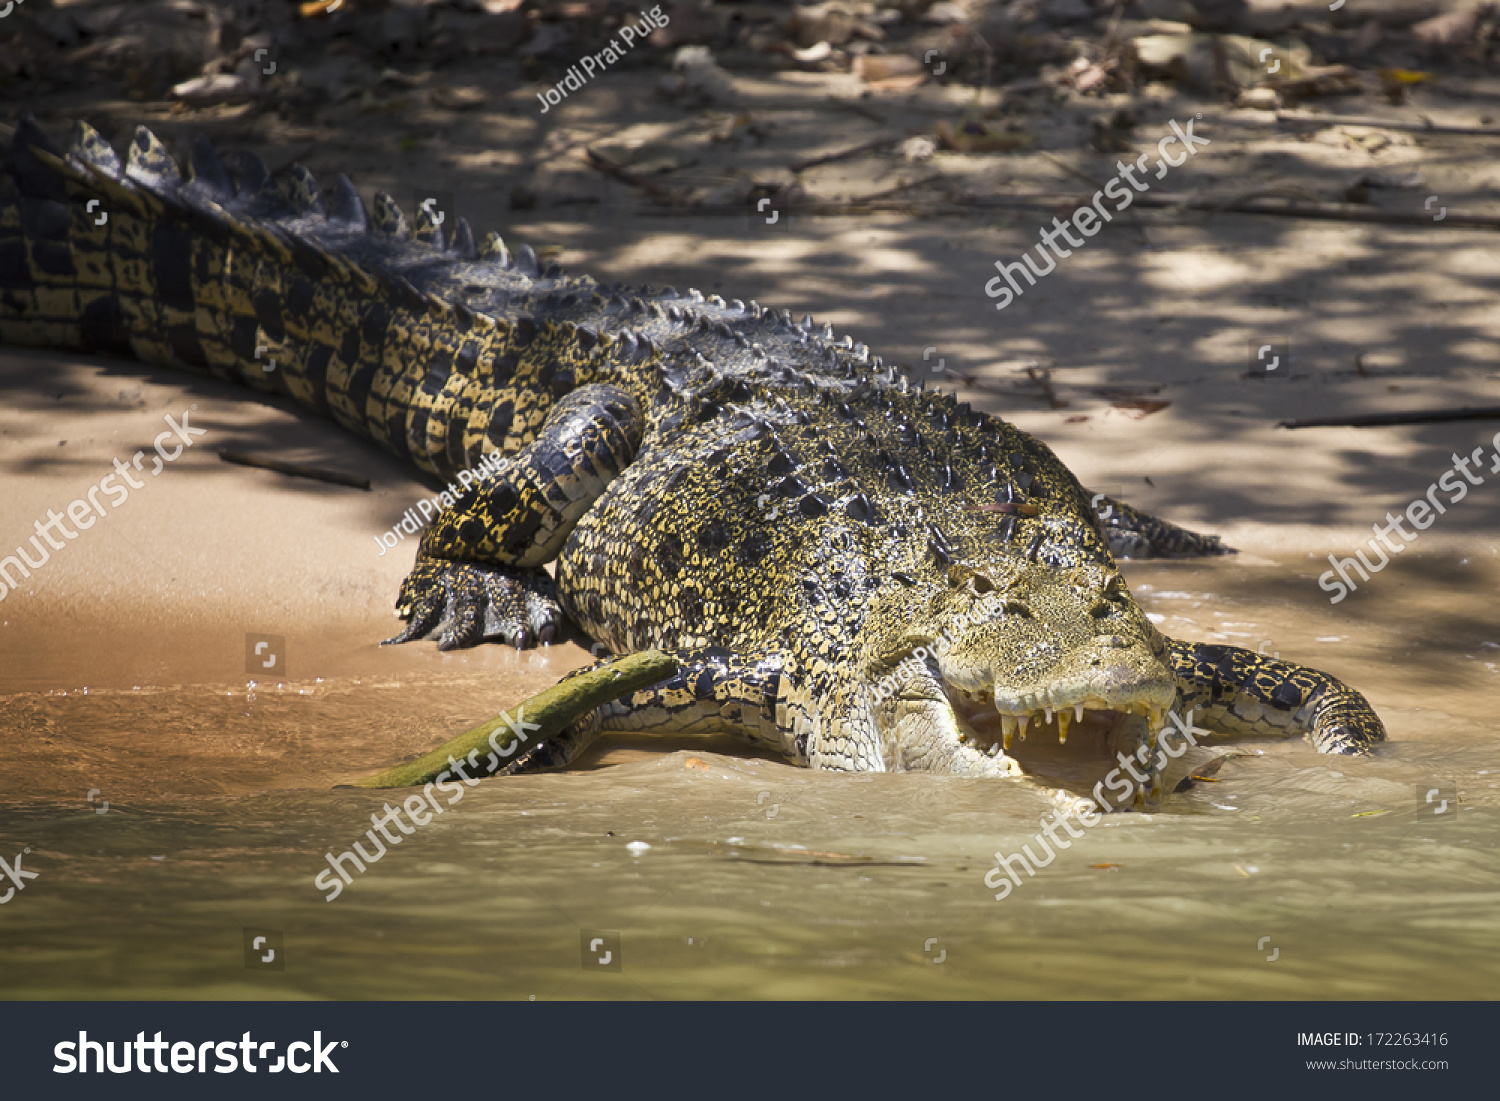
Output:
top-left (386, 384), bottom-right (643, 650)
top-left (1166, 640), bottom-right (1386, 755)
top-left (499, 648), bottom-right (785, 774)
top-left (1093, 495), bottom-right (1235, 559)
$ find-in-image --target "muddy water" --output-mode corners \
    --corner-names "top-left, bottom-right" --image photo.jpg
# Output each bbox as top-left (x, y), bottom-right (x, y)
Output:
top-left (1, 555), bottom-right (1496, 1000)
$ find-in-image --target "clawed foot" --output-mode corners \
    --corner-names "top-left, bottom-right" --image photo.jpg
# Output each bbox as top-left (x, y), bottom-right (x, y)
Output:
top-left (384, 557), bottom-right (565, 650)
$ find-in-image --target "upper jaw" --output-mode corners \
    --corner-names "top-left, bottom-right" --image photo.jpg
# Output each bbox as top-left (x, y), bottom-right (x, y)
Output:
top-left (932, 640), bottom-right (1177, 809)
top-left (939, 643), bottom-right (1176, 751)
top-left (944, 679), bottom-right (1170, 750)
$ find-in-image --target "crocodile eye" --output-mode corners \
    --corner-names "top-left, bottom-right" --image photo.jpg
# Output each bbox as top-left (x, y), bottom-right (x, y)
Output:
top-left (1002, 600), bottom-right (1032, 618)
top-left (1090, 600), bottom-right (1111, 618)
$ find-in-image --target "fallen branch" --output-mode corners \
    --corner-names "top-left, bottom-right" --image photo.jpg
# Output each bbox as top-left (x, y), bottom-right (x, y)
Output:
top-left (1038, 149), bottom-right (1106, 191)
top-left (350, 650), bottom-right (680, 789)
top-left (582, 131), bottom-right (1495, 228)
top-left (1025, 365), bottom-right (1068, 409)
top-left (1278, 406), bottom-right (1500, 429)
top-left (583, 147), bottom-right (686, 205)
top-left (1277, 111), bottom-right (1500, 137)
top-left (837, 100), bottom-right (889, 124)
top-left (1179, 193), bottom-right (1500, 228)
top-left (218, 450), bottom-right (370, 490)
top-left (791, 134), bottom-right (902, 173)
top-left (630, 189), bottom-right (1500, 227)
top-left (860, 172), bottom-right (947, 202)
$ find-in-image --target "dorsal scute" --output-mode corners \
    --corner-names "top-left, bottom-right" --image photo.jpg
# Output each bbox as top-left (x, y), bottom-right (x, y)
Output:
top-left (478, 230), bottom-right (510, 266)
top-left (125, 126), bottom-right (181, 189)
top-left (370, 191), bottom-right (408, 238)
top-left (413, 197), bottom-right (445, 249)
top-left (225, 150), bottom-right (272, 201)
top-left (10, 114), bottom-right (69, 201)
top-left (327, 173), bottom-right (366, 228)
top-left (451, 217), bottom-right (477, 259)
top-left (187, 135), bottom-right (233, 199)
top-left (276, 163), bottom-right (326, 217)
top-left (68, 121), bottom-right (123, 179)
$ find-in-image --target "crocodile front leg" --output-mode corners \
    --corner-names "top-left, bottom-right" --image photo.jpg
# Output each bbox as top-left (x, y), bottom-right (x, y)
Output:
top-left (1167, 640), bottom-right (1387, 755)
top-left (386, 384), bottom-right (643, 650)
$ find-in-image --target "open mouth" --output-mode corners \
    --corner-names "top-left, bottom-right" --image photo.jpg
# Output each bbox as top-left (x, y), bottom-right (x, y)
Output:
top-left (943, 681), bottom-right (1173, 804)
top-left (946, 685), bottom-right (1165, 752)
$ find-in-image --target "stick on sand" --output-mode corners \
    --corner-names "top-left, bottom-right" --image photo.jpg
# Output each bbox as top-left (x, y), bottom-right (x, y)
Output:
top-left (218, 449), bottom-right (371, 490)
top-left (1278, 407), bottom-right (1500, 429)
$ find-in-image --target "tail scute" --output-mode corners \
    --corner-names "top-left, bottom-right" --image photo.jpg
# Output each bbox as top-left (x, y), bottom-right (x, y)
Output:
top-left (124, 125), bottom-right (181, 188)
top-left (68, 121), bottom-right (123, 179)
top-left (187, 135), bottom-right (233, 199)
top-left (11, 113), bottom-right (67, 201)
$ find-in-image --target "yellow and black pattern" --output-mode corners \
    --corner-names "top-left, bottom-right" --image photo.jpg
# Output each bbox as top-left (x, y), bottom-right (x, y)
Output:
top-left (0, 116), bottom-right (1387, 779)
top-left (1096, 495), bottom-right (1231, 559)
top-left (389, 383), bottom-right (644, 650)
top-left (500, 647), bottom-right (786, 773)
top-left (1168, 641), bottom-right (1382, 755)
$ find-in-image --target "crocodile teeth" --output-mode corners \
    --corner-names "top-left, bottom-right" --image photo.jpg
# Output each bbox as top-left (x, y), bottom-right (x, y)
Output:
top-left (1075, 704), bottom-right (1084, 723)
top-left (1015, 713), bottom-right (1029, 742)
top-left (1044, 706), bottom-right (1053, 724)
top-left (1001, 713), bottom-right (1018, 750)
top-left (1057, 709), bottom-right (1070, 745)
top-left (987, 742), bottom-right (1001, 758)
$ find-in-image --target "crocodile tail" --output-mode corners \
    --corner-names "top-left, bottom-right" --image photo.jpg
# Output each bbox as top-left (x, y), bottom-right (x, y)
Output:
top-left (4, 114), bottom-right (349, 386)
top-left (0, 115), bottom-right (589, 478)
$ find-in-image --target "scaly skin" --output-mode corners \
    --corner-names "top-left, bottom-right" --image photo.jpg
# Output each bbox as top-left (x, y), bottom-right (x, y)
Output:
top-left (0, 117), bottom-right (1387, 801)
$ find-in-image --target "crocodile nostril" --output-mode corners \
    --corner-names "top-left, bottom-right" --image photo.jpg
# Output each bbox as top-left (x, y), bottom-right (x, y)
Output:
top-left (971, 574), bottom-right (995, 595)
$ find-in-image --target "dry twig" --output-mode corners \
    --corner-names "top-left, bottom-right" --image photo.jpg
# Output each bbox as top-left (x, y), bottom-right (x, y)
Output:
top-left (1278, 407), bottom-right (1500, 429)
top-left (218, 450), bottom-right (370, 490)
top-left (1277, 112), bottom-right (1500, 137)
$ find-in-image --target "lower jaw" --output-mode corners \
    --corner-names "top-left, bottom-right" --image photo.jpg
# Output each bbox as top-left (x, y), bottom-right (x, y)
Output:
top-left (954, 704), bottom-right (1163, 807)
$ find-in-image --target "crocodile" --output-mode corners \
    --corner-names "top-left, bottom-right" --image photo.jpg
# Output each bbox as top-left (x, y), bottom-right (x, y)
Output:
top-left (0, 116), bottom-right (1386, 806)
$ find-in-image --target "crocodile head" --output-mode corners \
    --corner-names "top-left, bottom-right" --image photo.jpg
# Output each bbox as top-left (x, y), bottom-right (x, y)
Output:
top-left (863, 554), bottom-right (1176, 804)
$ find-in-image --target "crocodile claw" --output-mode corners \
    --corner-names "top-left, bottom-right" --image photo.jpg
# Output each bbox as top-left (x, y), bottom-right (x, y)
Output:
top-left (385, 558), bottom-right (564, 650)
